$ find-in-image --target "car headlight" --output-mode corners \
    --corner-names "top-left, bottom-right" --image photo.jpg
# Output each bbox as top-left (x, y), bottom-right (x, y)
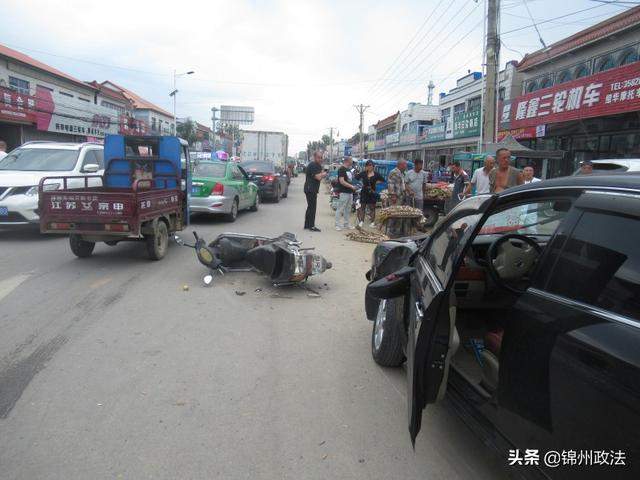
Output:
top-left (25, 183), bottom-right (60, 196)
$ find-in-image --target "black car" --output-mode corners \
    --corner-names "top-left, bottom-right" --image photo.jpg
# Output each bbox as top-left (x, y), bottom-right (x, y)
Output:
top-left (242, 161), bottom-right (289, 202)
top-left (365, 174), bottom-right (640, 479)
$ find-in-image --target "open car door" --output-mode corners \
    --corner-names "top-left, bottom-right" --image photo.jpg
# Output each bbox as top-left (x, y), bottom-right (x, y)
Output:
top-left (407, 195), bottom-right (496, 444)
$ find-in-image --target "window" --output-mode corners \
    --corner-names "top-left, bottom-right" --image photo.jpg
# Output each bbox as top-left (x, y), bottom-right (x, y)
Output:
top-left (544, 209), bottom-right (640, 320)
top-left (618, 48), bottom-right (638, 67)
top-left (101, 100), bottom-right (126, 114)
top-left (574, 65), bottom-right (590, 79)
top-left (232, 166), bottom-right (244, 180)
top-left (59, 91), bottom-right (74, 98)
top-left (82, 150), bottom-right (104, 169)
top-left (498, 87), bottom-right (505, 101)
top-left (556, 70), bottom-right (573, 85)
top-left (467, 96), bottom-right (481, 111)
top-left (538, 77), bottom-right (552, 89)
top-left (596, 55), bottom-right (615, 72)
top-left (525, 80), bottom-right (538, 93)
top-left (9, 76), bottom-right (30, 95)
top-left (78, 97), bottom-right (90, 102)
top-left (152, 118), bottom-right (157, 131)
top-left (440, 107), bottom-right (450, 126)
top-left (453, 103), bottom-right (466, 114)
top-left (478, 200), bottom-right (568, 237)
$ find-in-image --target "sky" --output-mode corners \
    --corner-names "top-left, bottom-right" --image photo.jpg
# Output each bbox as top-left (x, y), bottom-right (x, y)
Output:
top-left (0, 0), bottom-right (633, 153)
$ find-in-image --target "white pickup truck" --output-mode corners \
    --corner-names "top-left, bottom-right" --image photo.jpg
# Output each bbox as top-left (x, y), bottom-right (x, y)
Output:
top-left (0, 141), bottom-right (104, 226)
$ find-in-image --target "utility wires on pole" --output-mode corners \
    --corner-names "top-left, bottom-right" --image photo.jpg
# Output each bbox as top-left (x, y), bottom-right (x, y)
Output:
top-left (482, 0), bottom-right (500, 147)
top-left (354, 104), bottom-right (370, 159)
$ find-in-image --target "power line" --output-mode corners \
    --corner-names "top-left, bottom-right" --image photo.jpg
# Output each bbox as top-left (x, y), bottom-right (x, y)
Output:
top-left (368, 0), bottom-right (456, 98)
top-left (501, 3), bottom-right (613, 35)
top-left (370, 0), bottom-right (475, 100)
top-left (523, 0), bottom-right (547, 48)
top-left (366, 0), bottom-right (449, 97)
top-left (373, 12), bottom-right (484, 111)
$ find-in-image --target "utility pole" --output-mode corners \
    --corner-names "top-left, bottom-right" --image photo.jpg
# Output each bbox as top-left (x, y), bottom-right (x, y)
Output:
top-left (354, 104), bottom-right (369, 159)
top-left (211, 107), bottom-right (218, 150)
top-left (482, 0), bottom-right (500, 147)
top-left (329, 127), bottom-right (334, 165)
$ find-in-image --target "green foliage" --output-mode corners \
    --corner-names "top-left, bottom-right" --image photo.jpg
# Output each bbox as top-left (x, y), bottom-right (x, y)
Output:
top-left (176, 119), bottom-right (197, 145)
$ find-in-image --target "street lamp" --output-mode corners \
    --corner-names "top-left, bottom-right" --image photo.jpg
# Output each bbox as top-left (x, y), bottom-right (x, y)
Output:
top-left (170, 70), bottom-right (195, 130)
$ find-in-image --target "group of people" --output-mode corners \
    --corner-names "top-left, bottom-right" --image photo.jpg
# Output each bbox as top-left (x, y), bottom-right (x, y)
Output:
top-left (302, 147), bottom-right (544, 232)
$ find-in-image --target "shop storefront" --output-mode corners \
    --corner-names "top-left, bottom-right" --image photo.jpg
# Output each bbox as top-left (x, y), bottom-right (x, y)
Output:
top-left (500, 60), bottom-right (640, 176)
top-left (0, 85), bottom-right (147, 149)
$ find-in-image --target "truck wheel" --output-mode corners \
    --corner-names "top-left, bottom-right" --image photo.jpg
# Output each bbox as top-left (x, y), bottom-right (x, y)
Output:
top-left (249, 194), bottom-right (259, 212)
top-left (423, 207), bottom-right (439, 227)
top-left (146, 221), bottom-right (168, 260)
top-left (371, 298), bottom-right (405, 367)
top-left (225, 198), bottom-right (239, 222)
top-left (69, 235), bottom-right (95, 258)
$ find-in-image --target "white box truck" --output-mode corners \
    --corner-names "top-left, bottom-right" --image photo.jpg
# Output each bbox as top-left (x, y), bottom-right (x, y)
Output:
top-left (239, 130), bottom-right (288, 168)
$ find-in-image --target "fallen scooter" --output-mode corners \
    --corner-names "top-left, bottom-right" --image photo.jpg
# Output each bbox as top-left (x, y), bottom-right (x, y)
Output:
top-left (174, 231), bottom-right (332, 286)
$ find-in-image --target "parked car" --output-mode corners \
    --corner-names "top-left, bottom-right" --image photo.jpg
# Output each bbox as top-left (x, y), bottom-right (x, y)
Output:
top-left (0, 141), bottom-right (104, 226)
top-left (189, 160), bottom-right (259, 222)
top-left (242, 161), bottom-right (288, 202)
top-left (365, 174), bottom-right (640, 479)
top-left (573, 158), bottom-right (640, 175)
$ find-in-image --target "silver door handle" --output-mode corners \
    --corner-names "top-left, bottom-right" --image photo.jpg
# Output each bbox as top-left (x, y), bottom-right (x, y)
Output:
top-left (415, 302), bottom-right (424, 318)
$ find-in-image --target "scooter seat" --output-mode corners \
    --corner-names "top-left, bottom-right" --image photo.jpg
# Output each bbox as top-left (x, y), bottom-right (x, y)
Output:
top-left (217, 238), bottom-right (251, 264)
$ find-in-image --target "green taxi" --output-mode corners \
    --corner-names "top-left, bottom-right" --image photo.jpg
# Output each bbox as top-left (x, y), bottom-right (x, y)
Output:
top-left (188, 161), bottom-right (259, 222)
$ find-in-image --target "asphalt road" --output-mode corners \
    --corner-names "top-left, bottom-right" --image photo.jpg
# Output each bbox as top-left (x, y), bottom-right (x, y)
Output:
top-left (0, 179), bottom-right (509, 480)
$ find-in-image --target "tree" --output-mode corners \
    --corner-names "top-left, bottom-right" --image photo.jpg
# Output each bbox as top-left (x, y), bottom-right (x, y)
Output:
top-left (176, 119), bottom-right (197, 145)
top-left (216, 122), bottom-right (244, 145)
top-left (321, 134), bottom-right (331, 146)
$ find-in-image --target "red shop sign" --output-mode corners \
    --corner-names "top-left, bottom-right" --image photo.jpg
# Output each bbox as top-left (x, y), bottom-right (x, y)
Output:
top-left (501, 61), bottom-right (640, 129)
top-left (497, 126), bottom-right (538, 142)
top-left (0, 86), bottom-right (39, 124)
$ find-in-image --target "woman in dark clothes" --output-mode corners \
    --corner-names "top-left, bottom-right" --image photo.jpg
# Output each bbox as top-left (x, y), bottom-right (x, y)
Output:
top-left (356, 160), bottom-right (384, 227)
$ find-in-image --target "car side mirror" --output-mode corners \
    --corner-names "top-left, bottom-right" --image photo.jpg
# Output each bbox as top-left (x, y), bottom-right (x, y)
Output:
top-left (366, 266), bottom-right (415, 299)
top-left (82, 163), bottom-right (100, 173)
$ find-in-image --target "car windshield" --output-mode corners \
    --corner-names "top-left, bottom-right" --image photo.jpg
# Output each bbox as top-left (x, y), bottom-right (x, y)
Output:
top-left (243, 162), bottom-right (274, 173)
top-left (478, 200), bottom-right (568, 236)
top-left (0, 148), bottom-right (79, 171)
top-left (193, 162), bottom-right (226, 178)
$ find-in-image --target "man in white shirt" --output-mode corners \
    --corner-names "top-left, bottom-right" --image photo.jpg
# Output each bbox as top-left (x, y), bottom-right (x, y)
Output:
top-left (0, 140), bottom-right (8, 161)
top-left (405, 158), bottom-right (429, 210)
top-left (464, 156), bottom-right (494, 197)
top-left (523, 166), bottom-right (541, 184)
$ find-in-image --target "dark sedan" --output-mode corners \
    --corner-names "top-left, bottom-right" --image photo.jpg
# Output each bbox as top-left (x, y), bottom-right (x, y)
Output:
top-left (242, 161), bottom-right (288, 202)
top-left (365, 174), bottom-right (640, 479)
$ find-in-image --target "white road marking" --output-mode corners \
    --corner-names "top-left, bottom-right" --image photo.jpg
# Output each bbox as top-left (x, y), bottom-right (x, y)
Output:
top-left (0, 274), bottom-right (31, 303)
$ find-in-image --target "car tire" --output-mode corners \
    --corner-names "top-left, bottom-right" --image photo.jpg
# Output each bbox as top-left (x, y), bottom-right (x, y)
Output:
top-left (69, 235), bottom-right (95, 258)
top-left (273, 187), bottom-right (280, 203)
top-left (226, 198), bottom-right (239, 222)
top-left (371, 298), bottom-right (405, 367)
top-left (249, 194), bottom-right (259, 212)
top-left (423, 207), bottom-right (439, 227)
top-left (146, 220), bottom-right (168, 261)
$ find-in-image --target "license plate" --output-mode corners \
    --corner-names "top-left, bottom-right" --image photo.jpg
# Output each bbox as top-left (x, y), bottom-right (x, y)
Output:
top-left (0, 206), bottom-right (8, 217)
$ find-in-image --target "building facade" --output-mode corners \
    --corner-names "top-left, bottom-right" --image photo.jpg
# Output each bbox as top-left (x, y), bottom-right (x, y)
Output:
top-left (499, 6), bottom-right (640, 177)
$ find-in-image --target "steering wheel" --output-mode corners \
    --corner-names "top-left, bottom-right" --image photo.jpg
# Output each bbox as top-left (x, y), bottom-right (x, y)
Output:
top-left (486, 234), bottom-right (542, 294)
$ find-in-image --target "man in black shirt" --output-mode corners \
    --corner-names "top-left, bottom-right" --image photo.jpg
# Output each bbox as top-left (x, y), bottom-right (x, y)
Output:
top-left (304, 150), bottom-right (327, 231)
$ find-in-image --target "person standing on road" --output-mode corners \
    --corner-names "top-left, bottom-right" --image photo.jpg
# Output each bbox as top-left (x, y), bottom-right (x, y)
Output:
top-left (0, 140), bottom-right (7, 160)
top-left (356, 160), bottom-right (384, 227)
top-left (335, 156), bottom-right (357, 231)
top-left (523, 165), bottom-right (541, 184)
top-left (387, 159), bottom-right (409, 206)
top-left (578, 160), bottom-right (593, 175)
top-left (405, 158), bottom-right (429, 211)
top-left (489, 148), bottom-right (523, 193)
top-left (464, 156), bottom-right (495, 197)
top-left (304, 150), bottom-right (327, 232)
top-left (446, 161), bottom-right (469, 213)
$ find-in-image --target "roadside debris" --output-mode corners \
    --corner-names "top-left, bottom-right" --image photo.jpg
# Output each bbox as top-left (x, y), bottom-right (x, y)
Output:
top-left (235, 291), bottom-right (246, 296)
top-left (182, 284), bottom-right (189, 291)
top-left (307, 293), bottom-right (321, 298)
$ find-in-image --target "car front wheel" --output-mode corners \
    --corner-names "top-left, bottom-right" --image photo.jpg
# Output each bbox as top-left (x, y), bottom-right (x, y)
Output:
top-left (371, 298), bottom-right (405, 367)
